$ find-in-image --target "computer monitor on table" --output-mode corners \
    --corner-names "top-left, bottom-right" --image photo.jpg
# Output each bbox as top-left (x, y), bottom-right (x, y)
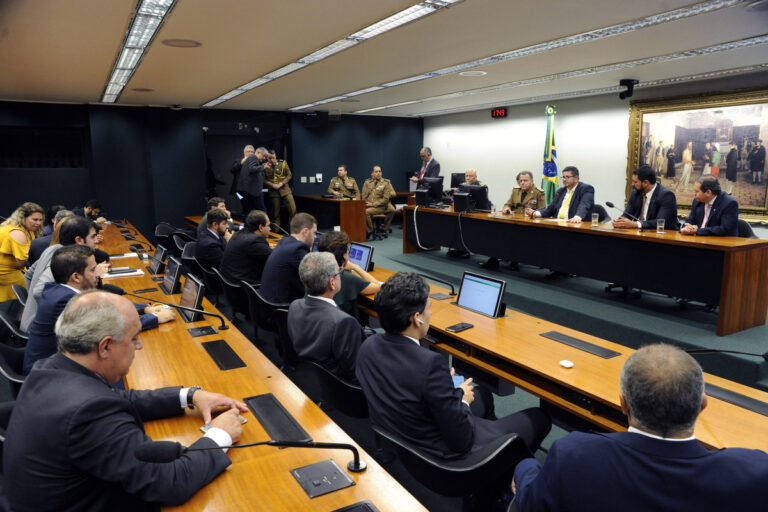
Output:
top-left (450, 172), bottom-right (466, 189)
top-left (159, 255), bottom-right (182, 295)
top-left (348, 242), bottom-right (374, 271)
top-left (456, 271), bottom-right (506, 318)
top-left (179, 274), bottom-right (206, 322)
top-left (417, 176), bottom-right (445, 206)
top-left (147, 245), bottom-right (167, 274)
top-left (458, 184), bottom-right (491, 211)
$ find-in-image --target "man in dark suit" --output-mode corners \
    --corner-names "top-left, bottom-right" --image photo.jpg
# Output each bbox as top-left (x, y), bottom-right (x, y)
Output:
top-left (613, 164), bottom-right (679, 231)
top-left (23, 245), bottom-right (173, 374)
top-left (410, 146), bottom-right (441, 187)
top-left (28, 208), bottom-right (72, 264)
top-left (6, 290), bottom-right (248, 512)
top-left (287, 251), bottom-right (364, 383)
top-left (356, 272), bottom-right (550, 460)
top-left (513, 344), bottom-right (768, 511)
top-left (236, 146), bottom-right (270, 213)
top-left (725, 141), bottom-right (738, 195)
top-left (72, 199), bottom-right (107, 224)
top-left (220, 210), bottom-right (272, 284)
top-left (527, 166), bottom-right (594, 223)
top-left (260, 212), bottom-right (317, 304)
top-left (681, 176), bottom-right (739, 236)
top-left (195, 208), bottom-right (231, 269)
top-left (197, 196), bottom-right (233, 236)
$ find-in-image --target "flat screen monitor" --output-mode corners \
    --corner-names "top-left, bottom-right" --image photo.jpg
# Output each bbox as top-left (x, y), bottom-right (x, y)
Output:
top-left (147, 244), bottom-right (167, 274)
top-left (420, 176), bottom-right (444, 204)
top-left (348, 242), bottom-right (373, 271)
top-left (159, 255), bottom-right (182, 295)
top-left (179, 274), bottom-right (206, 322)
top-left (458, 184), bottom-right (491, 211)
top-left (450, 172), bottom-right (466, 189)
top-left (456, 271), bottom-right (506, 318)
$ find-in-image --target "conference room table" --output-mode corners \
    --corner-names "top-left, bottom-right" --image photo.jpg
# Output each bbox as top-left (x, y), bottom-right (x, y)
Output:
top-left (295, 195), bottom-right (367, 242)
top-left (98, 222), bottom-right (425, 511)
top-left (361, 266), bottom-right (768, 454)
top-left (402, 205), bottom-right (768, 336)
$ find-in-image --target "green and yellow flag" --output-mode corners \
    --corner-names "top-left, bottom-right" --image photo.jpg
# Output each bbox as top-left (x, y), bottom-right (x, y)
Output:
top-left (542, 105), bottom-right (558, 204)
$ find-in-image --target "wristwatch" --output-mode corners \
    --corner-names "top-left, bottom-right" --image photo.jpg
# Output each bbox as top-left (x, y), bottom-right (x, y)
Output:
top-left (186, 386), bottom-right (202, 409)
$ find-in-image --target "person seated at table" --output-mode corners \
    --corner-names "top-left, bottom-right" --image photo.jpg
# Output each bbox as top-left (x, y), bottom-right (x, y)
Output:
top-left (197, 196), bottom-right (233, 236)
top-left (23, 245), bottom-right (173, 374)
top-left (317, 231), bottom-right (381, 319)
top-left (327, 164), bottom-right (360, 199)
top-left (613, 164), bottom-right (679, 231)
top-left (513, 343), bottom-right (768, 511)
top-left (220, 210), bottom-right (272, 285)
top-left (0, 202), bottom-right (44, 303)
top-left (482, 171), bottom-right (545, 270)
top-left (5, 290), bottom-right (248, 512)
top-left (28, 208), bottom-right (73, 265)
top-left (680, 176), bottom-right (738, 236)
top-left (356, 272), bottom-right (551, 461)
top-left (287, 251), bottom-right (365, 383)
top-left (42, 204), bottom-right (67, 237)
top-left (361, 165), bottom-right (396, 240)
top-left (526, 166), bottom-right (594, 224)
top-left (260, 213), bottom-right (317, 304)
top-left (195, 208), bottom-right (231, 270)
top-left (72, 199), bottom-right (107, 224)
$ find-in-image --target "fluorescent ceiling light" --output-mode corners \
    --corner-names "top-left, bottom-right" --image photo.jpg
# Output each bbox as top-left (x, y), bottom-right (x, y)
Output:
top-left (204, 0), bottom-right (463, 107)
top-left (100, 0), bottom-right (176, 103)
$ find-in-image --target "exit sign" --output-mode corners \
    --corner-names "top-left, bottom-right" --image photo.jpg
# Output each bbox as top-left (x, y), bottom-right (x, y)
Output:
top-left (491, 107), bottom-right (507, 118)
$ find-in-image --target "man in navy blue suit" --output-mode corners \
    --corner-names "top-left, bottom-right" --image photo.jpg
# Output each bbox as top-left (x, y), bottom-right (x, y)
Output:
top-left (613, 164), bottom-right (679, 231)
top-left (527, 166), bottom-right (594, 223)
top-left (513, 344), bottom-right (768, 511)
top-left (681, 176), bottom-right (739, 236)
top-left (195, 208), bottom-right (231, 269)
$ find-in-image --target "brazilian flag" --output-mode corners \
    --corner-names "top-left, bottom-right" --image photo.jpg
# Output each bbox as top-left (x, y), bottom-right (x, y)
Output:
top-left (542, 105), bottom-right (558, 204)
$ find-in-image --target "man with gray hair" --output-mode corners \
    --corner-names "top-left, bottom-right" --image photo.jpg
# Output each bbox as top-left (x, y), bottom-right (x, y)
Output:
top-left (512, 343), bottom-right (768, 511)
top-left (411, 146), bottom-right (440, 187)
top-left (5, 290), bottom-right (249, 512)
top-left (236, 145), bottom-right (270, 213)
top-left (287, 251), bottom-right (364, 383)
top-left (229, 144), bottom-right (255, 197)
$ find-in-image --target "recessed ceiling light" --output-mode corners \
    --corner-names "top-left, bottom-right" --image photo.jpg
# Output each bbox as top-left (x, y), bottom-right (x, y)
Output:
top-left (131, 87), bottom-right (155, 92)
top-left (459, 71), bottom-right (487, 77)
top-left (162, 38), bottom-right (202, 48)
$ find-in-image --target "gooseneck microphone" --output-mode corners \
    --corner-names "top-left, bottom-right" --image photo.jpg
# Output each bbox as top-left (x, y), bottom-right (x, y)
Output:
top-left (416, 273), bottom-right (456, 296)
top-left (135, 439), bottom-right (367, 472)
top-left (605, 202), bottom-right (641, 223)
top-left (122, 291), bottom-right (229, 330)
top-left (124, 235), bottom-right (154, 250)
top-left (686, 348), bottom-right (768, 362)
top-left (270, 222), bottom-right (290, 237)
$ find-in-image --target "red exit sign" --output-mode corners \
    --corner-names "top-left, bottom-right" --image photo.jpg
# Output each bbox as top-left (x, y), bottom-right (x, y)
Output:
top-left (491, 107), bottom-right (507, 118)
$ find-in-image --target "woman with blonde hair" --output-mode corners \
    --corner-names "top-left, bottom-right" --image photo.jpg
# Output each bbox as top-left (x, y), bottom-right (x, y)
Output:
top-left (0, 202), bottom-right (44, 302)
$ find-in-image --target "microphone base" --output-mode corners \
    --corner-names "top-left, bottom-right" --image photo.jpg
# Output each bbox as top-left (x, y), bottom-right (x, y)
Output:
top-left (348, 460), bottom-right (367, 473)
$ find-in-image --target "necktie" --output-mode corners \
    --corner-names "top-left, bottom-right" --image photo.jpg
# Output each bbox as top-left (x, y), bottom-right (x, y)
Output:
top-left (419, 162), bottom-right (427, 180)
top-left (558, 189), bottom-right (573, 219)
top-left (639, 194), bottom-right (647, 221)
top-left (702, 203), bottom-right (712, 228)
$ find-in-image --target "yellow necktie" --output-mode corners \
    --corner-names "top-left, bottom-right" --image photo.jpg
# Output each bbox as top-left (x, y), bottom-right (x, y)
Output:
top-left (558, 189), bottom-right (573, 219)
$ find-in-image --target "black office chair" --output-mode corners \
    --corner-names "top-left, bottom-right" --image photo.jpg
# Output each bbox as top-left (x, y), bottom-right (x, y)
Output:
top-left (169, 230), bottom-right (196, 257)
top-left (211, 267), bottom-right (249, 323)
top-left (179, 240), bottom-right (197, 277)
top-left (241, 281), bottom-right (289, 347)
top-left (0, 343), bottom-right (26, 399)
top-left (0, 310), bottom-right (28, 347)
top-left (371, 425), bottom-right (532, 512)
top-left (737, 219), bottom-right (758, 239)
top-left (153, 222), bottom-right (177, 249)
top-left (507, 497), bottom-right (520, 512)
top-left (592, 204), bottom-right (609, 223)
top-left (0, 399), bottom-right (15, 470)
top-left (11, 284), bottom-right (27, 307)
top-left (190, 257), bottom-right (221, 306)
top-left (307, 361), bottom-right (368, 417)
top-left (370, 214), bottom-right (388, 241)
top-left (272, 308), bottom-right (301, 372)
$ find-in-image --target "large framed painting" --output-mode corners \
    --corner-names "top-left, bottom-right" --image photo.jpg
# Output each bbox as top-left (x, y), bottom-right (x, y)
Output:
top-left (627, 89), bottom-right (768, 222)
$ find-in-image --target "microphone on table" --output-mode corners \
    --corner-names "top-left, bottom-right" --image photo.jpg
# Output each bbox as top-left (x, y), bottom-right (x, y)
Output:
top-left (124, 236), bottom-right (154, 251)
top-left (134, 439), bottom-right (367, 472)
top-left (686, 348), bottom-right (768, 362)
top-left (605, 202), bottom-right (642, 227)
top-left (416, 273), bottom-right (456, 296)
top-left (270, 222), bottom-right (290, 237)
top-left (122, 291), bottom-right (229, 330)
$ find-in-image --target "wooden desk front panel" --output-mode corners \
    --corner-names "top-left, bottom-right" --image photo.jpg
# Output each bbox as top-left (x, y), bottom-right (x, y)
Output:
top-left (295, 196), bottom-right (366, 242)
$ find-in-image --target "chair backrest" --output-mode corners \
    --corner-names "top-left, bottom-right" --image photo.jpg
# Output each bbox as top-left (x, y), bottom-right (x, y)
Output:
top-left (307, 361), bottom-right (367, 418)
top-left (173, 233), bottom-right (189, 254)
top-left (272, 308), bottom-right (301, 369)
top-left (0, 400), bottom-right (15, 463)
top-left (191, 258), bottom-right (222, 299)
top-left (154, 222), bottom-right (177, 247)
top-left (370, 424), bottom-right (530, 499)
top-left (241, 281), bottom-right (286, 333)
top-left (11, 285), bottom-right (27, 307)
top-left (212, 267), bottom-right (248, 318)
top-left (0, 343), bottom-right (26, 398)
top-left (593, 204), bottom-right (609, 223)
top-left (737, 219), bottom-right (758, 239)
top-left (0, 310), bottom-right (28, 343)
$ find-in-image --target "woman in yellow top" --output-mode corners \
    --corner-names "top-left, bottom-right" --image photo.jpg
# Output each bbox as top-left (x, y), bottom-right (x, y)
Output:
top-left (0, 202), bottom-right (44, 302)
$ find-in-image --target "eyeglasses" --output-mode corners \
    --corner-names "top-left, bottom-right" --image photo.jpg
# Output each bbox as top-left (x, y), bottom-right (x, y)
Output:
top-left (562, 174), bottom-right (574, 179)
top-left (333, 268), bottom-right (345, 278)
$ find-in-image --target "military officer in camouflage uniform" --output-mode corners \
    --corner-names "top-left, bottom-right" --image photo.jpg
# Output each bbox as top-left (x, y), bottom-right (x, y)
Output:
top-left (265, 151), bottom-right (297, 229)
top-left (502, 171), bottom-right (546, 214)
top-left (327, 164), bottom-right (360, 199)
top-left (362, 165), bottom-right (396, 238)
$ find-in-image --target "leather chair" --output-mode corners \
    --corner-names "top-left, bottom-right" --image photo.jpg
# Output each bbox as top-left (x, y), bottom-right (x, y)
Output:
top-left (179, 240), bottom-right (197, 277)
top-left (241, 281), bottom-right (289, 348)
top-left (212, 267), bottom-right (249, 322)
top-left (738, 219), bottom-right (758, 239)
top-left (0, 343), bottom-right (26, 398)
top-left (189, 256), bottom-right (221, 306)
top-left (592, 204), bottom-right (609, 223)
top-left (272, 308), bottom-right (301, 372)
top-left (169, 230), bottom-right (196, 257)
top-left (0, 399), bottom-right (15, 470)
top-left (153, 222), bottom-right (177, 249)
top-left (371, 425), bottom-right (532, 511)
top-left (0, 310), bottom-right (28, 347)
top-left (11, 284), bottom-right (27, 307)
top-left (307, 361), bottom-right (367, 417)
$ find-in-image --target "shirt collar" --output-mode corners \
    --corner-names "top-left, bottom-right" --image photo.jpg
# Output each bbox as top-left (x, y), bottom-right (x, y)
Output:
top-left (644, 183), bottom-right (657, 198)
top-left (207, 228), bottom-right (220, 240)
top-left (62, 284), bottom-right (81, 293)
top-left (628, 426), bottom-right (696, 442)
top-left (404, 335), bottom-right (420, 346)
top-left (308, 295), bottom-right (337, 307)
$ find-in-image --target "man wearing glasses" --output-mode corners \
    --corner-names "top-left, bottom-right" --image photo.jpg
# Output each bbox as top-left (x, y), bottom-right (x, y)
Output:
top-left (287, 251), bottom-right (364, 384)
top-left (526, 166), bottom-right (594, 224)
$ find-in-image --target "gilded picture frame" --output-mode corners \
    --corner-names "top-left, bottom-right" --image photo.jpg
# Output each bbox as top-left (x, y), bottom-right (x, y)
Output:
top-left (627, 88), bottom-right (768, 223)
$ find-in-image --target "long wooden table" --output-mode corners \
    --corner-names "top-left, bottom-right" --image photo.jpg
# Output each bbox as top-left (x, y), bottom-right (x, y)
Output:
top-left (99, 223), bottom-right (425, 512)
top-left (295, 195), bottom-right (367, 242)
top-left (403, 205), bottom-right (768, 336)
top-left (362, 266), bottom-right (768, 453)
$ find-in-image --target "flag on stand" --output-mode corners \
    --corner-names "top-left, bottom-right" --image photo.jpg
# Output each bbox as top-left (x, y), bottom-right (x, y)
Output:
top-left (542, 104), bottom-right (558, 204)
